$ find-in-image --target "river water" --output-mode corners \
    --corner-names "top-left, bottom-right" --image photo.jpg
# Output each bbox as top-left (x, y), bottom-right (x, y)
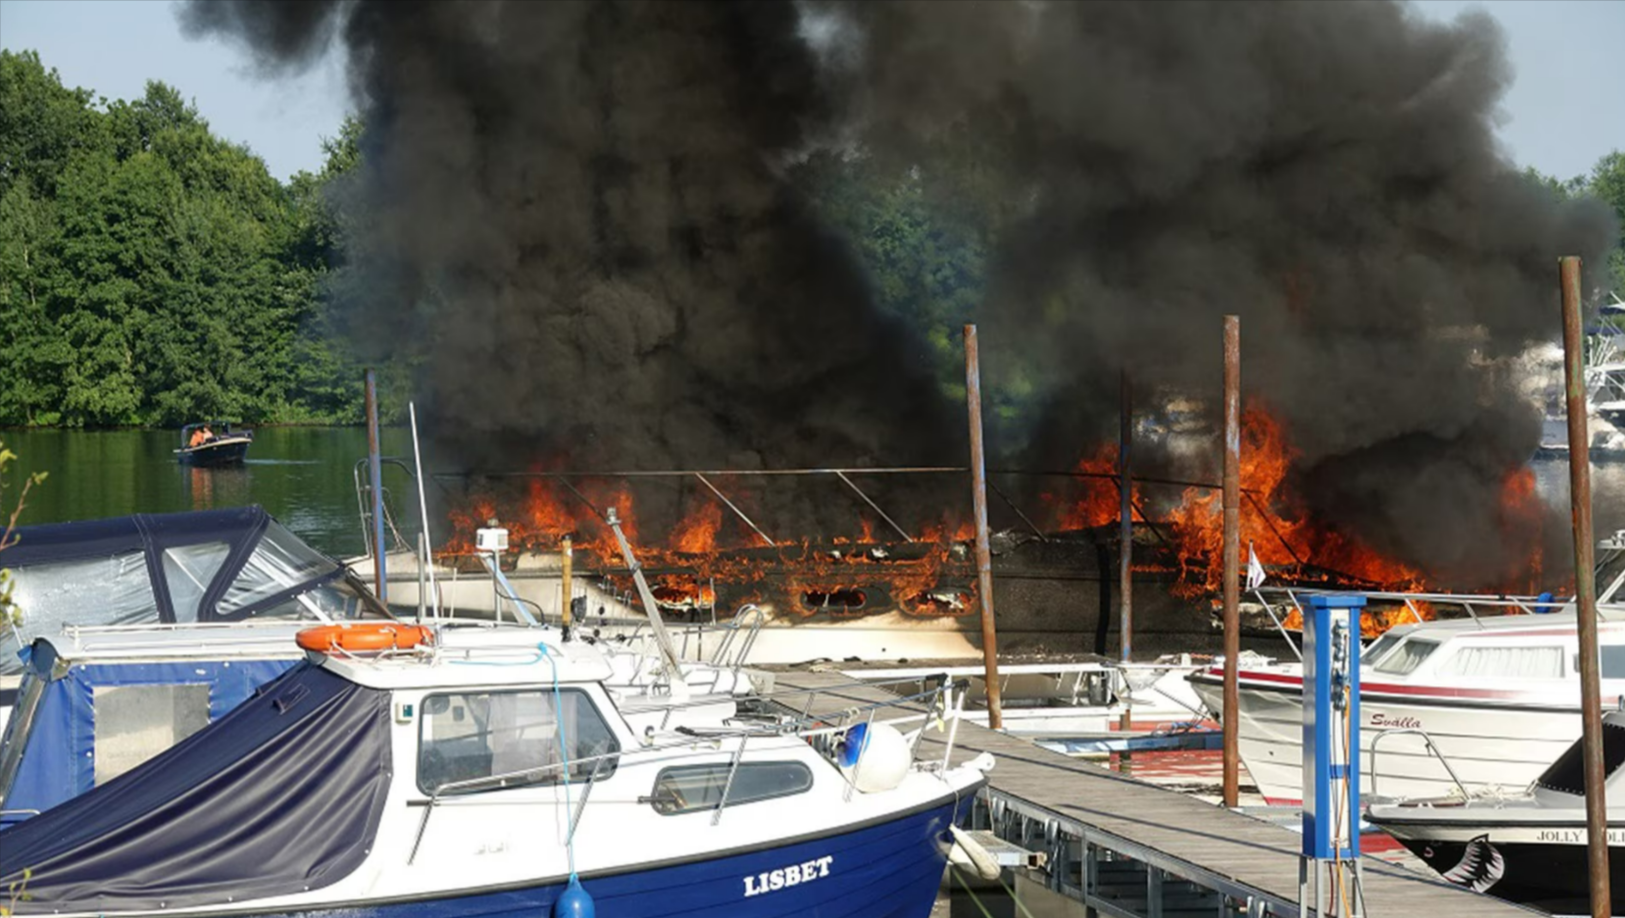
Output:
top-left (7, 427), bottom-right (1625, 573)
top-left (1, 427), bottom-right (413, 558)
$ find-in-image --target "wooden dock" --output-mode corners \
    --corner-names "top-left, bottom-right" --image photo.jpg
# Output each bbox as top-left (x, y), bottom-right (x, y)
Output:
top-left (770, 670), bottom-right (1542, 918)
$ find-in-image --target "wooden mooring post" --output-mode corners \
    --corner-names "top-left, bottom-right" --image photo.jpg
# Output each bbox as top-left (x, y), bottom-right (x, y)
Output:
top-left (964, 324), bottom-right (1003, 731)
top-left (1560, 254), bottom-right (1612, 918)
top-left (1222, 315), bottom-right (1241, 808)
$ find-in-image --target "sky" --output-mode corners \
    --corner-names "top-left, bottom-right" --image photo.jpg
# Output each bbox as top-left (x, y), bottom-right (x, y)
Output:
top-left (0, 0), bottom-right (1621, 182)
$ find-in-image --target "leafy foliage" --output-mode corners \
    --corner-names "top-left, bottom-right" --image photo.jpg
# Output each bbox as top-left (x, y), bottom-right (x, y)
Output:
top-left (1525, 155), bottom-right (1625, 297)
top-left (0, 440), bottom-right (47, 630)
top-left (0, 51), bottom-right (368, 426)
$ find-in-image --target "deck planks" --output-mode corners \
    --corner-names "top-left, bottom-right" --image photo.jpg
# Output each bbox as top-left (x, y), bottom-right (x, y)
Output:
top-left (769, 670), bottom-right (1542, 917)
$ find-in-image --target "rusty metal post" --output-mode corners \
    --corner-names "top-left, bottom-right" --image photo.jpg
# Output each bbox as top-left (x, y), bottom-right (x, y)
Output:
top-left (364, 368), bottom-right (387, 602)
top-left (964, 324), bottom-right (1004, 730)
top-left (1222, 316), bottom-right (1241, 808)
top-left (1119, 370), bottom-right (1134, 738)
top-left (560, 536), bottom-right (574, 631)
top-left (1120, 369), bottom-right (1134, 664)
top-left (1561, 255), bottom-right (1611, 918)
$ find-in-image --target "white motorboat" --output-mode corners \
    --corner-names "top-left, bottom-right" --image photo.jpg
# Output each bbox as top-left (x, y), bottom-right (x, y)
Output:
top-left (1368, 709), bottom-right (1625, 914)
top-left (0, 621), bottom-right (991, 918)
top-left (1189, 605), bottom-right (1625, 803)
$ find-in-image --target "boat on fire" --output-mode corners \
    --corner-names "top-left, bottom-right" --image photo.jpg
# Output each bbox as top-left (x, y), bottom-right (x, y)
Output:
top-left (1188, 601), bottom-right (1625, 803)
top-left (1366, 709), bottom-right (1625, 914)
top-left (0, 622), bottom-right (990, 918)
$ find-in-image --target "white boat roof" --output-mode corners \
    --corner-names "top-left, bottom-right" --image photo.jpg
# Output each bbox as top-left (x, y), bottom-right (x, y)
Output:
top-left (317, 623), bottom-right (616, 689)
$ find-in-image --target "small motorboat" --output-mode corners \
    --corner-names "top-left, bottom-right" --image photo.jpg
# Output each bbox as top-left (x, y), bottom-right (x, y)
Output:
top-left (1367, 709), bottom-right (1625, 914)
top-left (0, 621), bottom-right (991, 918)
top-left (175, 420), bottom-right (253, 466)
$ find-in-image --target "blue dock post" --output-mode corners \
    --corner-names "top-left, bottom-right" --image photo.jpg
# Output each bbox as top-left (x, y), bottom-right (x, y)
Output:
top-left (1301, 593), bottom-right (1365, 916)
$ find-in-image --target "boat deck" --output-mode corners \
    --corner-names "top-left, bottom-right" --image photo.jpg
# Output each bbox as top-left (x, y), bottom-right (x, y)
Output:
top-left (771, 670), bottom-right (1542, 917)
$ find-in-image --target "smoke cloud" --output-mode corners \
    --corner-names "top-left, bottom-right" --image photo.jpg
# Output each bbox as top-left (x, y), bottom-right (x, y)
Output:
top-left (185, 0), bottom-right (1615, 584)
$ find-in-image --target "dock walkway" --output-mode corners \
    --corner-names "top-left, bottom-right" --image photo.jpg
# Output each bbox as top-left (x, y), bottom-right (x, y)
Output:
top-left (770, 670), bottom-right (1540, 918)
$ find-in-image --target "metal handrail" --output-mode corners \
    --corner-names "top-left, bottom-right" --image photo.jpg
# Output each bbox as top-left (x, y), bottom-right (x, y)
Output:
top-left (1367, 727), bottom-right (1471, 800)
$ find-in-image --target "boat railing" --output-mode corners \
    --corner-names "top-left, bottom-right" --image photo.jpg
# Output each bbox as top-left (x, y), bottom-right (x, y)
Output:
top-left (1367, 727), bottom-right (1471, 800)
top-left (353, 457), bottom-right (417, 558)
top-left (406, 675), bottom-right (971, 863)
top-left (1252, 588), bottom-right (1608, 661)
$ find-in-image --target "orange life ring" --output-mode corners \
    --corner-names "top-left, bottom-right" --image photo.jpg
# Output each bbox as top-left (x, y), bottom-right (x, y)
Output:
top-left (296, 622), bottom-right (432, 653)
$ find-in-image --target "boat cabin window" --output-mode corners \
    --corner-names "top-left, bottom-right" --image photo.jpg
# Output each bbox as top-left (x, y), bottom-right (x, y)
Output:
top-left (1, 552), bottom-right (158, 675)
top-left (162, 542), bottom-right (232, 623)
top-left (1434, 645), bottom-right (1565, 680)
top-left (1362, 633), bottom-right (1404, 667)
top-left (1371, 638), bottom-right (1439, 676)
top-left (217, 521), bottom-right (337, 616)
top-left (647, 762), bottom-right (814, 815)
top-left (1576, 645), bottom-right (1625, 680)
top-left (93, 683), bottom-right (212, 785)
top-left (417, 689), bottom-right (620, 794)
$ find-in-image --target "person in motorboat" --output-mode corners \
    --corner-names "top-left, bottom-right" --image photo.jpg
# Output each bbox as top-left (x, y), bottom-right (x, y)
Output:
top-left (188, 424), bottom-right (212, 448)
top-left (0, 621), bottom-right (992, 918)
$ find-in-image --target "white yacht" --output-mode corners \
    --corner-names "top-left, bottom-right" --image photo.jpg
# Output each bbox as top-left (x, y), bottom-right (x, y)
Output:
top-left (1189, 606), bottom-right (1625, 803)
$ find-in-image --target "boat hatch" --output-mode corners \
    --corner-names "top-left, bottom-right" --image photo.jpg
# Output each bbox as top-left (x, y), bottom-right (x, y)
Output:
top-left (1534, 714), bottom-right (1625, 797)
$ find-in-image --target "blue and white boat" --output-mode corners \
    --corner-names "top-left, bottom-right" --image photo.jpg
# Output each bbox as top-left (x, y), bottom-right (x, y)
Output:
top-left (0, 621), bottom-right (991, 918)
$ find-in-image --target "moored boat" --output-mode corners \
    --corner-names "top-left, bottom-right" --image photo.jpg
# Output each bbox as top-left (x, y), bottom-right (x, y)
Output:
top-left (0, 621), bottom-right (990, 918)
top-left (1188, 605), bottom-right (1625, 803)
top-left (1367, 709), bottom-right (1625, 914)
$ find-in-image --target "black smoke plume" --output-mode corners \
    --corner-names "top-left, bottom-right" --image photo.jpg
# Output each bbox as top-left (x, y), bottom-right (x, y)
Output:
top-left (185, 1), bottom-right (1614, 584)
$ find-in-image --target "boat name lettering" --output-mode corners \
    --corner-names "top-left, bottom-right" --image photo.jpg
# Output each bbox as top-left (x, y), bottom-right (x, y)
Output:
top-left (1535, 828), bottom-right (1625, 844)
top-left (742, 855), bottom-right (834, 897)
top-left (1367, 713), bottom-right (1420, 729)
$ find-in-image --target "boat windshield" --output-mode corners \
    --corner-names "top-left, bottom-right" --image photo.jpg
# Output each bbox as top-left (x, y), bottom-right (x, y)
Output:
top-left (1371, 638), bottom-right (1439, 676)
top-left (1363, 633), bottom-right (1405, 668)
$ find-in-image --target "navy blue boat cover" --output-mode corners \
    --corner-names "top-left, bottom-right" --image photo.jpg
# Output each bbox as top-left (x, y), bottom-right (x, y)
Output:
top-left (0, 663), bottom-right (392, 912)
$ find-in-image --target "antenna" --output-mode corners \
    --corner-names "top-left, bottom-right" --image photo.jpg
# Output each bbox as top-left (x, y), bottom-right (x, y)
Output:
top-left (408, 403), bottom-right (440, 620)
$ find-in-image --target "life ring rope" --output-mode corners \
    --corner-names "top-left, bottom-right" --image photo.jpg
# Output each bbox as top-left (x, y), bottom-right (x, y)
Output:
top-left (296, 622), bottom-right (433, 653)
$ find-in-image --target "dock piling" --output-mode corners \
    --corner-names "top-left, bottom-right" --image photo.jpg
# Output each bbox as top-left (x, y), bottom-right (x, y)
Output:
top-left (1222, 315), bottom-right (1241, 808)
top-left (964, 324), bottom-right (1004, 730)
top-left (364, 368), bottom-right (387, 602)
top-left (1120, 369), bottom-right (1134, 742)
top-left (1560, 254), bottom-right (1612, 918)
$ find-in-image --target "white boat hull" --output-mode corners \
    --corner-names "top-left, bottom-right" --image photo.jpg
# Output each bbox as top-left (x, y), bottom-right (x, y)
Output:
top-left (1189, 674), bottom-right (1582, 803)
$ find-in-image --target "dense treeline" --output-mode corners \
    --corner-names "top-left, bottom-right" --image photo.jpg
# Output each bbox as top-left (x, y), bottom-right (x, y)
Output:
top-left (0, 50), bottom-right (364, 427)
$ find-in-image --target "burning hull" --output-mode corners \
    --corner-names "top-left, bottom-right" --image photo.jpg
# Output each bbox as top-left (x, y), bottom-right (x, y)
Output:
top-left (365, 534), bottom-right (1210, 666)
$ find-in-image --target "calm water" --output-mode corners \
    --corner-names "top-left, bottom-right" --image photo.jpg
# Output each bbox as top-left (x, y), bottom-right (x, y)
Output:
top-left (1, 427), bottom-right (414, 558)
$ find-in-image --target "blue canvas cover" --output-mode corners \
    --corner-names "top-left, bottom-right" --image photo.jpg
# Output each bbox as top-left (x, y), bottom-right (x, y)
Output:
top-left (1, 656), bottom-right (297, 824)
top-left (0, 663), bottom-right (392, 913)
top-left (0, 506), bottom-right (348, 676)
